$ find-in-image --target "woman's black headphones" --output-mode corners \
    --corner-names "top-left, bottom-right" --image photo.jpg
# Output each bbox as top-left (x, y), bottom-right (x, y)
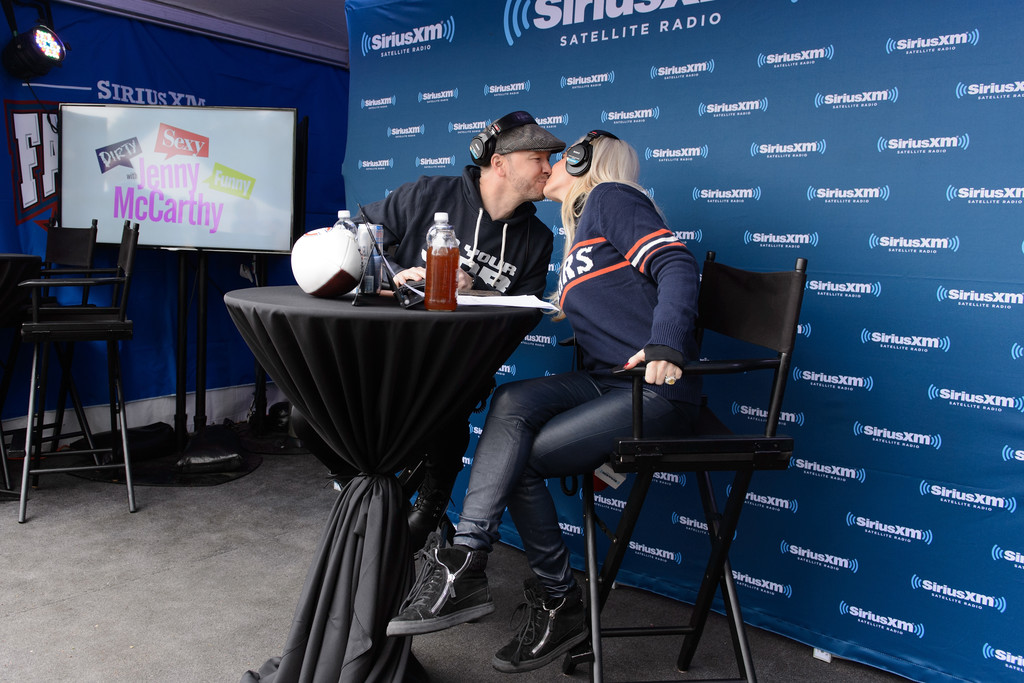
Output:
top-left (564, 129), bottom-right (618, 176)
top-left (469, 111), bottom-right (537, 166)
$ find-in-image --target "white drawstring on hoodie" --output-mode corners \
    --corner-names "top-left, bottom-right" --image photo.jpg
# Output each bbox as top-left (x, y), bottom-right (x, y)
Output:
top-left (469, 207), bottom-right (508, 285)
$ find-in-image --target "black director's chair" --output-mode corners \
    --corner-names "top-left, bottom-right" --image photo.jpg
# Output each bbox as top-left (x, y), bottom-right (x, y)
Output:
top-left (565, 252), bottom-right (807, 682)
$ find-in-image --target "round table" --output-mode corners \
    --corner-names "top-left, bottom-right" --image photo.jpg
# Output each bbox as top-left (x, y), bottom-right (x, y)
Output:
top-left (225, 285), bottom-right (542, 683)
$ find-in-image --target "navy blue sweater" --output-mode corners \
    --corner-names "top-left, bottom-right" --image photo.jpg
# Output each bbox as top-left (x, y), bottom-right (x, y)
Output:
top-left (558, 182), bottom-right (701, 405)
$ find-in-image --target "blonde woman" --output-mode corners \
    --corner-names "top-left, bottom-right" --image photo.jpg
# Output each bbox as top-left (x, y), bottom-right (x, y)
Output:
top-left (388, 131), bottom-right (701, 674)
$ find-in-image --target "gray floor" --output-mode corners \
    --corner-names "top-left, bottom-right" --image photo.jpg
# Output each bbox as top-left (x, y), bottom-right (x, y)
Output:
top-left (0, 448), bottom-right (909, 682)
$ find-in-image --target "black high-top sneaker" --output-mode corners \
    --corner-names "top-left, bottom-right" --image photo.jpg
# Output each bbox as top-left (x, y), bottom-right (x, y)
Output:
top-left (492, 578), bottom-right (588, 673)
top-left (386, 545), bottom-right (494, 636)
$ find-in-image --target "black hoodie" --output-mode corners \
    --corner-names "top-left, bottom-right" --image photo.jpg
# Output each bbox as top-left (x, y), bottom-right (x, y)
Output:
top-left (361, 166), bottom-right (554, 297)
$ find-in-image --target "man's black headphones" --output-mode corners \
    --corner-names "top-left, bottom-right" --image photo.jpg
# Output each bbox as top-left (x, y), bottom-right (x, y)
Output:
top-left (469, 110), bottom-right (536, 166)
top-left (564, 129), bottom-right (618, 176)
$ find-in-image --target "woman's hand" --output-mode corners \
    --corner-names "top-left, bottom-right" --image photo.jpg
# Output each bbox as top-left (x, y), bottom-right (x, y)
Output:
top-left (623, 349), bottom-right (683, 386)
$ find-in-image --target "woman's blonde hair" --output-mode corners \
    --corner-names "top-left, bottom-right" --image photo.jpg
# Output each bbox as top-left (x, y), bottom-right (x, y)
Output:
top-left (550, 134), bottom-right (657, 317)
top-left (558, 134), bottom-right (646, 248)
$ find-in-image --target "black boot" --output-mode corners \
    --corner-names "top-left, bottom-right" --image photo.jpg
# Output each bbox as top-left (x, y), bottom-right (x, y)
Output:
top-left (387, 545), bottom-right (494, 636)
top-left (492, 578), bottom-right (587, 673)
top-left (407, 467), bottom-right (459, 550)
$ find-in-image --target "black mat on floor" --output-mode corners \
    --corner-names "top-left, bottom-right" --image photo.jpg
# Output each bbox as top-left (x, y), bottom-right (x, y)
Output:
top-left (69, 449), bottom-right (264, 487)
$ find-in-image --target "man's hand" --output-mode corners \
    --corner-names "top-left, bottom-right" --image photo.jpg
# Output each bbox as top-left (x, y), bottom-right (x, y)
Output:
top-left (395, 266), bottom-right (473, 291)
top-left (393, 267), bottom-right (425, 287)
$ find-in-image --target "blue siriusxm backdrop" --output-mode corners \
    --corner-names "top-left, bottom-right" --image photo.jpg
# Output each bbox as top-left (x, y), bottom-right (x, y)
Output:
top-left (343, 1), bottom-right (1024, 681)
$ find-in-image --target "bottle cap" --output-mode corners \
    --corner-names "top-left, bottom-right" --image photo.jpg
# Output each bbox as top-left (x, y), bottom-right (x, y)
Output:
top-left (338, 210), bottom-right (350, 219)
top-left (434, 212), bottom-right (448, 222)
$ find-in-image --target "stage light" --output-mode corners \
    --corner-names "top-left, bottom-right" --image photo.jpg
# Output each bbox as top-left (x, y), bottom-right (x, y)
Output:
top-left (2, 23), bottom-right (65, 79)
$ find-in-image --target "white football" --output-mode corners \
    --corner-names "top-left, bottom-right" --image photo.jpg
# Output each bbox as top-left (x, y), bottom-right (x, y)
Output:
top-left (290, 227), bottom-right (363, 297)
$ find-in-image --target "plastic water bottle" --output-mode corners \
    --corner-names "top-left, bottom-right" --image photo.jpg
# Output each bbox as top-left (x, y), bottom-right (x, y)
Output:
top-left (333, 209), bottom-right (357, 235)
top-left (424, 212), bottom-right (459, 311)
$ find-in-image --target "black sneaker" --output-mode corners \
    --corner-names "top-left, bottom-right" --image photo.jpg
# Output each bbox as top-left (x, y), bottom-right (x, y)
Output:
top-left (492, 578), bottom-right (588, 673)
top-left (386, 545), bottom-right (494, 637)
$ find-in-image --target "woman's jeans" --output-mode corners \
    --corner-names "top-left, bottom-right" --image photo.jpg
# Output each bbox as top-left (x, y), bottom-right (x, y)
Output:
top-left (454, 371), bottom-right (698, 597)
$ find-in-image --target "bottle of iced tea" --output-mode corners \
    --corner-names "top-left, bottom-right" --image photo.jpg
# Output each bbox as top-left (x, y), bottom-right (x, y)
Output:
top-left (424, 212), bottom-right (459, 311)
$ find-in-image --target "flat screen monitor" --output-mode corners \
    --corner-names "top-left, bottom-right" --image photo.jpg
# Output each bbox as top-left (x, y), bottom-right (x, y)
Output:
top-left (58, 104), bottom-right (296, 252)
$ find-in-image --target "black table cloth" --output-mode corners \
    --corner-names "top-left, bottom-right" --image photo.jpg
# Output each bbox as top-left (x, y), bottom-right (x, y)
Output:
top-left (225, 286), bottom-right (541, 683)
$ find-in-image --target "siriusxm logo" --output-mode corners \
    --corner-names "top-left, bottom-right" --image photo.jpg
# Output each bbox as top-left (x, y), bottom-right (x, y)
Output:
top-left (814, 87), bottom-right (897, 109)
top-left (645, 145), bottom-right (707, 162)
top-left (744, 231), bottom-right (818, 248)
top-left (860, 328), bottom-right (951, 353)
top-left (731, 402), bottom-right (805, 427)
top-left (414, 155), bottom-right (456, 169)
top-left (361, 16), bottom-right (455, 56)
top-left (653, 471), bottom-right (685, 486)
top-left (522, 333), bottom-right (557, 348)
top-left (847, 512), bottom-right (933, 545)
top-left (535, 113), bottom-right (570, 127)
top-left (628, 540), bottom-right (682, 565)
top-left (484, 80), bottom-right (531, 96)
top-left (781, 541), bottom-right (858, 573)
top-left (386, 124), bottom-right (425, 138)
top-left (672, 229), bottom-right (703, 243)
top-left (757, 44), bottom-right (833, 67)
top-left (502, 0), bottom-right (720, 47)
top-left (602, 106), bottom-right (660, 123)
top-left (558, 521), bottom-right (583, 536)
top-left (868, 233), bottom-right (959, 254)
top-left (945, 185), bottom-right (1024, 204)
top-left (560, 71), bottom-right (614, 88)
top-left (693, 186), bottom-right (760, 202)
top-left (359, 158), bottom-right (394, 171)
top-left (792, 367), bottom-right (873, 392)
top-left (839, 601), bottom-right (924, 639)
top-left (920, 480), bottom-right (1018, 513)
top-left (991, 544), bottom-right (1024, 567)
top-left (750, 139), bottom-right (826, 157)
top-left (853, 421), bottom-right (941, 450)
top-left (927, 383), bottom-right (1024, 413)
top-left (982, 643), bottom-right (1024, 672)
top-left (744, 490), bottom-right (798, 514)
top-left (419, 88), bottom-right (458, 103)
top-left (936, 285), bottom-right (1023, 309)
top-left (878, 134), bottom-right (968, 154)
top-left (449, 119), bottom-right (488, 134)
top-left (886, 28), bottom-right (979, 54)
top-left (698, 97), bottom-right (767, 117)
top-left (651, 59), bottom-right (713, 80)
top-left (911, 574), bottom-right (1007, 613)
top-left (807, 279), bottom-right (881, 299)
top-left (731, 570), bottom-right (792, 598)
top-left (670, 511), bottom-right (710, 535)
top-left (360, 95), bottom-right (396, 109)
top-left (1002, 445), bottom-right (1024, 462)
top-left (594, 492), bottom-right (627, 511)
top-left (807, 185), bottom-right (889, 203)
top-left (791, 458), bottom-right (867, 484)
top-left (497, 363), bottom-right (517, 377)
top-left (956, 79), bottom-right (1024, 100)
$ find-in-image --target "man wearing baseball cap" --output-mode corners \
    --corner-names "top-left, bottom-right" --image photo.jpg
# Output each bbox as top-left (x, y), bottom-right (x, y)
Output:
top-left (355, 112), bottom-right (565, 549)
